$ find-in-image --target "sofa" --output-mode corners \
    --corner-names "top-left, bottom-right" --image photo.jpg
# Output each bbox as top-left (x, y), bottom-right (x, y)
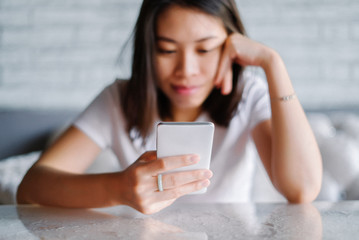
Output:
top-left (1, 108), bottom-right (359, 204)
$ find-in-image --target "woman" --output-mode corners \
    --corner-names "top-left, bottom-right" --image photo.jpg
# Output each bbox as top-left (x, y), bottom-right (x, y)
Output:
top-left (17, 0), bottom-right (322, 214)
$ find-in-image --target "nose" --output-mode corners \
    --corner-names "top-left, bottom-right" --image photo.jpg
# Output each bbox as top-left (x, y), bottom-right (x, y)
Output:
top-left (174, 51), bottom-right (199, 78)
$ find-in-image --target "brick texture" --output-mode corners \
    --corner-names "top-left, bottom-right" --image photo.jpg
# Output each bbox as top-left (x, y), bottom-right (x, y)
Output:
top-left (0, 0), bottom-right (358, 110)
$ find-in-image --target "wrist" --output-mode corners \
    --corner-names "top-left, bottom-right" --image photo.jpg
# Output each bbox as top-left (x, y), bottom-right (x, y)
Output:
top-left (259, 47), bottom-right (294, 97)
top-left (259, 47), bottom-right (282, 73)
top-left (107, 172), bottom-right (127, 206)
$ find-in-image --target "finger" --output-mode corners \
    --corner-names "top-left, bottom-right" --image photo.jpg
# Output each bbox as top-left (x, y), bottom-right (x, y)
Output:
top-left (221, 66), bottom-right (233, 95)
top-left (147, 154), bottom-right (200, 174)
top-left (140, 199), bottom-right (177, 215)
top-left (160, 169), bottom-right (213, 190)
top-left (214, 46), bottom-right (231, 87)
top-left (214, 38), bottom-right (233, 87)
top-left (158, 179), bottom-right (211, 200)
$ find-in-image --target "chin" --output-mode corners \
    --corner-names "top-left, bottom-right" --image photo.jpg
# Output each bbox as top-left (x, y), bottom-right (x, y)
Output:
top-left (173, 99), bottom-right (203, 110)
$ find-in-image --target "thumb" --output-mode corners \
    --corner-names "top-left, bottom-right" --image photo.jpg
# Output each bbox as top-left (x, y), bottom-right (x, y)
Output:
top-left (138, 151), bottom-right (157, 163)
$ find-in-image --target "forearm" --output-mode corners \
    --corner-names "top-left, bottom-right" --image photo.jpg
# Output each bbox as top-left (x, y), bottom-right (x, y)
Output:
top-left (262, 50), bottom-right (323, 202)
top-left (17, 165), bottom-right (124, 208)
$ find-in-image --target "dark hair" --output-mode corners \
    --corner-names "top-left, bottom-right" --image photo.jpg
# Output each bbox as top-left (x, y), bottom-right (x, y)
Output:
top-left (121, 0), bottom-right (247, 140)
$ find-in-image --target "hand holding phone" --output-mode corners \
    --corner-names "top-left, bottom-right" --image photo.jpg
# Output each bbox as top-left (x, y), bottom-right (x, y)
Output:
top-left (156, 122), bottom-right (215, 194)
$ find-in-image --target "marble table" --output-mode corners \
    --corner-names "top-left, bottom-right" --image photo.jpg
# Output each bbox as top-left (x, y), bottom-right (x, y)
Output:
top-left (1, 201), bottom-right (358, 239)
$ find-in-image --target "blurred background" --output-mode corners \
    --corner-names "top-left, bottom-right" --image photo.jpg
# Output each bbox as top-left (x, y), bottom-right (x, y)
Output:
top-left (0, 0), bottom-right (359, 204)
top-left (0, 0), bottom-right (358, 111)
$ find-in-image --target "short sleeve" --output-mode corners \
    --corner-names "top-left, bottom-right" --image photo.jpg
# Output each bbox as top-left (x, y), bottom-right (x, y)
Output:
top-left (242, 72), bottom-right (271, 130)
top-left (73, 84), bottom-right (118, 149)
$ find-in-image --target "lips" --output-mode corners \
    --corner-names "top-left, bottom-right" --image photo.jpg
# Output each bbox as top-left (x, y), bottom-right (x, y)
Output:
top-left (171, 84), bottom-right (200, 95)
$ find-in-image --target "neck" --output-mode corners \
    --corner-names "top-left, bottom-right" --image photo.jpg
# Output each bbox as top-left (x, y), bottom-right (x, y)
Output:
top-left (169, 106), bottom-right (202, 122)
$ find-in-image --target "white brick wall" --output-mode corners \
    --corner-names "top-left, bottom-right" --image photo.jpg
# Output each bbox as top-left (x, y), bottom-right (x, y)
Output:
top-left (238, 0), bottom-right (359, 109)
top-left (0, 0), bottom-right (358, 110)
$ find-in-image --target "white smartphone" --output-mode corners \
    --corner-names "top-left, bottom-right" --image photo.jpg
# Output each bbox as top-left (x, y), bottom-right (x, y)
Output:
top-left (156, 122), bottom-right (215, 194)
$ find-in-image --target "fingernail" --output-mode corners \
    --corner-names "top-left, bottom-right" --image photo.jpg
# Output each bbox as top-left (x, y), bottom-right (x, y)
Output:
top-left (203, 170), bottom-right (213, 178)
top-left (190, 155), bottom-right (200, 163)
top-left (202, 180), bottom-right (210, 187)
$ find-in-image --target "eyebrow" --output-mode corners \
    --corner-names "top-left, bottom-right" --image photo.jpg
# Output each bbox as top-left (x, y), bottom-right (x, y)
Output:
top-left (156, 36), bottom-right (217, 43)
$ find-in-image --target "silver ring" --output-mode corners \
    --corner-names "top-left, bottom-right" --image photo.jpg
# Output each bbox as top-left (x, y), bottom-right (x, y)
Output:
top-left (157, 174), bottom-right (163, 192)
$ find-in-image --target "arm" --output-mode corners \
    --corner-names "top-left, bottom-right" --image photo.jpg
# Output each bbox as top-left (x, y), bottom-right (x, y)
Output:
top-left (17, 126), bottom-right (212, 213)
top-left (215, 33), bottom-right (322, 203)
top-left (16, 126), bottom-right (121, 208)
top-left (252, 51), bottom-right (322, 203)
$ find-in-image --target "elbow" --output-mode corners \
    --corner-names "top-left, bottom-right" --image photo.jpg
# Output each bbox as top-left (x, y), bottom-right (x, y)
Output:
top-left (276, 168), bottom-right (323, 204)
top-left (286, 191), bottom-right (316, 204)
top-left (16, 181), bottom-right (30, 204)
top-left (284, 183), bottom-right (321, 204)
top-left (16, 165), bottom-right (45, 205)
top-left (16, 171), bottom-right (37, 205)
top-left (275, 176), bottom-right (322, 204)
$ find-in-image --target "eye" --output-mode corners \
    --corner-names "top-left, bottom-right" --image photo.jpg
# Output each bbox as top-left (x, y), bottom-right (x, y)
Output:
top-left (198, 49), bottom-right (210, 54)
top-left (198, 45), bottom-right (221, 55)
top-left (157, 48), bottom-right (176, 54)
top-left (197, 47), bottom-right (217, 54)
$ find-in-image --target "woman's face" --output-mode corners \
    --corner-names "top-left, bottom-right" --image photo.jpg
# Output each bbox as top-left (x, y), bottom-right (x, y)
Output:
top-left (155, 5), bottom-right (228, 114)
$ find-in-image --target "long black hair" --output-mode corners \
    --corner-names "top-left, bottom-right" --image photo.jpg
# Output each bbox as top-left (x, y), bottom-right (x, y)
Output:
top-left (121, 0), bottom-right (247, 140)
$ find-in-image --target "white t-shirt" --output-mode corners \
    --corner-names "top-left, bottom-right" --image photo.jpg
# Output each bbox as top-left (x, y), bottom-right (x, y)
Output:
top-left (74, 70), bottom-right (271, 203)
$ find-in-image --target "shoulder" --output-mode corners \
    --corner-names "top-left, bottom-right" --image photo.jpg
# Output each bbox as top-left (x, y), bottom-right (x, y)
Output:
top-left (237, 67), bottom-right (271, 129)
top-left (236, 68), bottom-right (270, 113)
top-left (240, 68), bottom-right (268, 102)
top-left (72, 79), bottom-right (130, 148)
top-left (104, 78), bottom-right (127, 95)
top-left (75, 79), bottom-right (129, 120)
top-left (97, 79), bottom-right (128, 105)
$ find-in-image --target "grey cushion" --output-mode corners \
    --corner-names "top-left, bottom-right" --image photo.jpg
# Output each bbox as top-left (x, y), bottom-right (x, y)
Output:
top-left (0, 109), bottom-right (78, 160)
